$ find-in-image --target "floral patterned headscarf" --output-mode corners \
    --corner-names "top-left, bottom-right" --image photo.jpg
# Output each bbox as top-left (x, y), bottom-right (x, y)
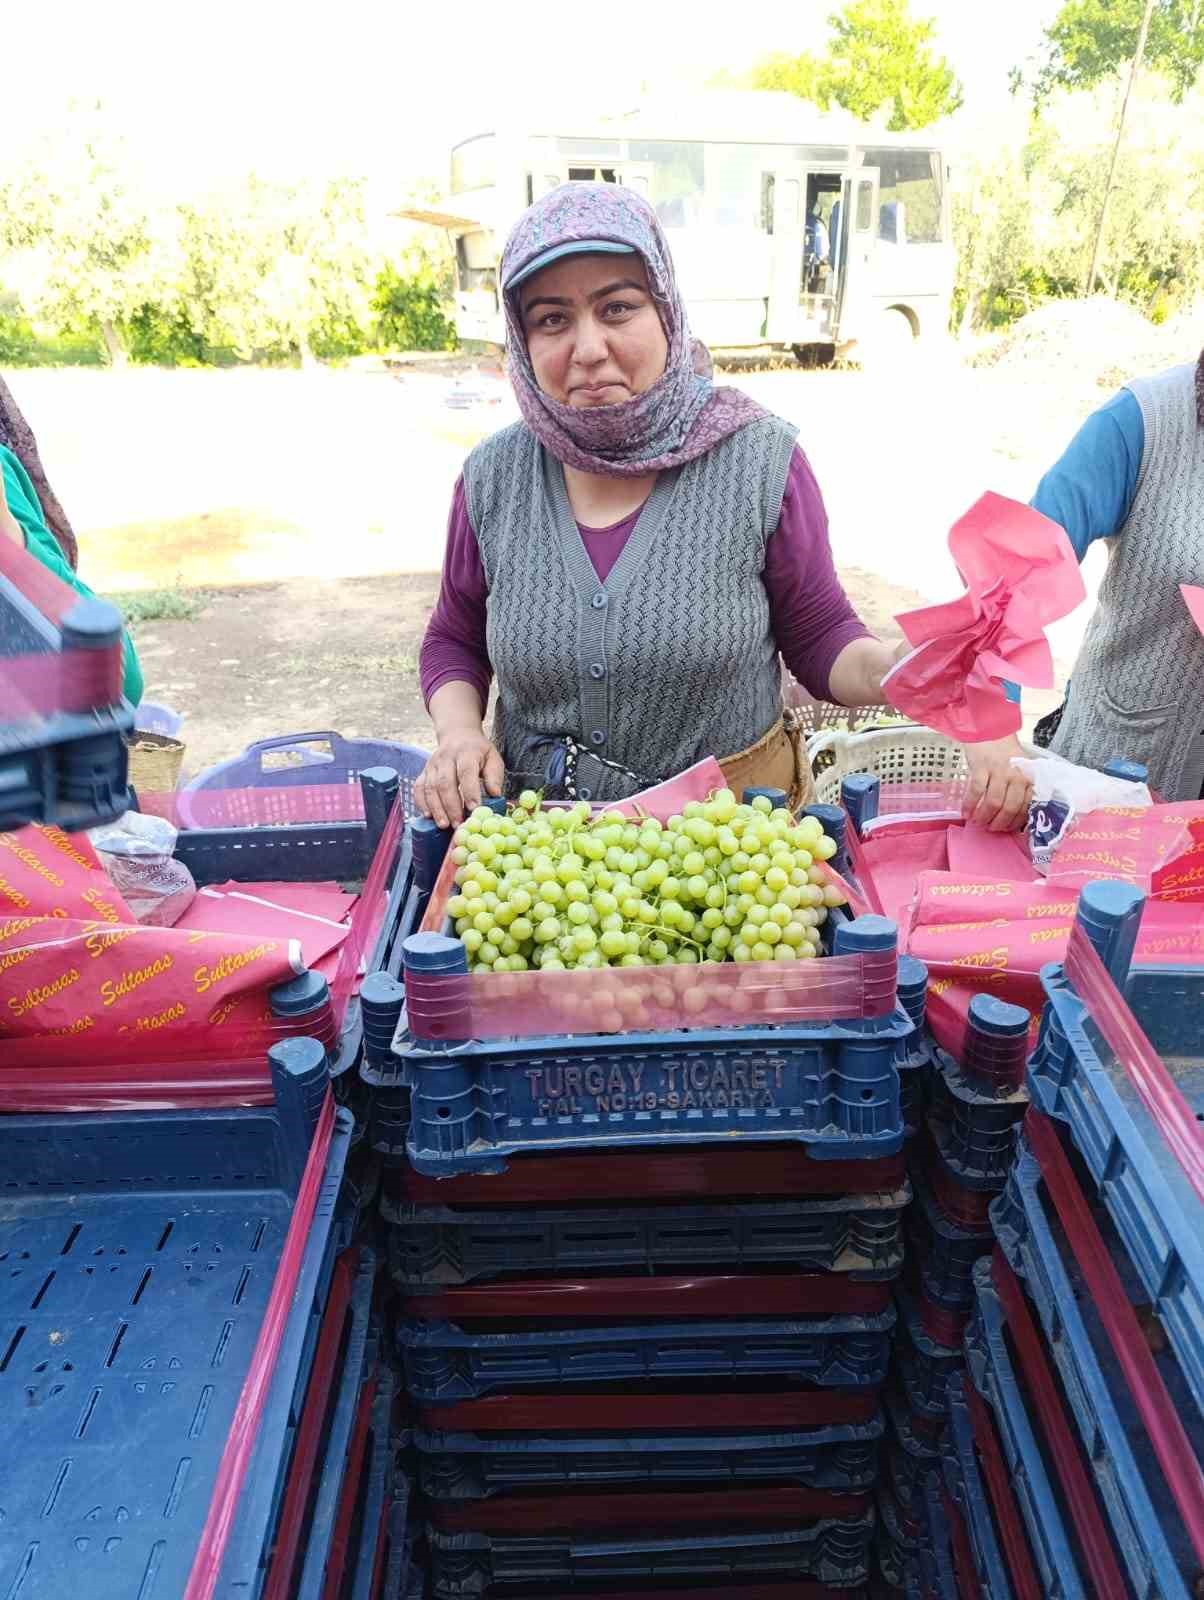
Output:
top-left (500, 183), bottom-right (767, 477)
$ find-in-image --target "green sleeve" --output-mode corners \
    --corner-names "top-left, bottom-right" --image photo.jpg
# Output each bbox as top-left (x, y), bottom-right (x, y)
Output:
top-left (1, 446), bottom-right (143, 705)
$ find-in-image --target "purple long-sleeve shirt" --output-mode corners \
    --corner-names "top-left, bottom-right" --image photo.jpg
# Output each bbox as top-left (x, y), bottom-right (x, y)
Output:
top-left (420, 445), bottom-right (871, 710)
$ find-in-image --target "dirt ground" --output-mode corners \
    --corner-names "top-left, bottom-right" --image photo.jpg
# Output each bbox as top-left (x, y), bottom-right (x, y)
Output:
top-left (136, 563), bottom-right (922, 776)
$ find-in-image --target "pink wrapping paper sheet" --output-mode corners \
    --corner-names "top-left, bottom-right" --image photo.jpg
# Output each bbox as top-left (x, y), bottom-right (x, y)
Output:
top-left (202, 879), bottom-right (357, 919)
top-left (173, 887), bottom-right (352, 969)
top-left (1182, 584), bottom-right (1204, 636)
top-left (609, 758), bottom-right (729, 820)
top-left (946, 823), bottom-right (1035, 880)
top-left (904, 868), bottom-right (1204, 1054)
top-left (1048, 805), bottom-right (1196, 894)
top-left (882, 492), bottom-right (1086, 742)
top-left (861, 826), bottom-right (949, 928)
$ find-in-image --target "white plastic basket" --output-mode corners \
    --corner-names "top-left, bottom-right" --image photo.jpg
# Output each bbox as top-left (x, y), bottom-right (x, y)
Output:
top-left (809, 722), bottom-right (969, 809)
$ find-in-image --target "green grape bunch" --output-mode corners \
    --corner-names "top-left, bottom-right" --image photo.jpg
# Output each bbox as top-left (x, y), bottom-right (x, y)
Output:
top-left (444, 789), bottom-right (848, 975)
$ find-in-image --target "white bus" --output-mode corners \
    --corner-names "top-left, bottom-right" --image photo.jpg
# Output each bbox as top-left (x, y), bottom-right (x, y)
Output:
top-left (402, 92), bottom-right (954, 362)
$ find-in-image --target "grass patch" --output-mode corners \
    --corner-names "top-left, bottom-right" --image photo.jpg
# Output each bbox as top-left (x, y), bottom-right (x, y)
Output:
top-left (278, 651), bottom-right (417, 678)
top-left (106, 587), bottom-right (213, 625)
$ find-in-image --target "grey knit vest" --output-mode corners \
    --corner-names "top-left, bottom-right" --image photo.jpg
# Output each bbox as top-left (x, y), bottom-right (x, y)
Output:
top-left (1051, 362), bottom-right (1204, 800)
top-left (464, 417), bottom-right (797, 803)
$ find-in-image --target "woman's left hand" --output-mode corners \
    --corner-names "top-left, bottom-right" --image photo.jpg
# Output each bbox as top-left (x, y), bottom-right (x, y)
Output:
top-left (963, 735), bottom-right (1032, 832)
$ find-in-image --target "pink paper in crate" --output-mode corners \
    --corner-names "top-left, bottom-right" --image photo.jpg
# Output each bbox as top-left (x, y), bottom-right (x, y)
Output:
top-left (1047, 805), bottom-right (1195, 894)
top-left (173, 887), bottom-right (352, 968)
top-left (882, 493), bottom-right (1086, 742)
top-left (607, 757), bottom-right (728, 821)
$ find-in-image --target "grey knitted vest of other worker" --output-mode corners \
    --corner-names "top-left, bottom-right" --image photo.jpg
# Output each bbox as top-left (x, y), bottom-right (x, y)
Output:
top-left (464, 417), bottom-right (797, 803)
top-left (1051, 363), bottom-right (1204, 800)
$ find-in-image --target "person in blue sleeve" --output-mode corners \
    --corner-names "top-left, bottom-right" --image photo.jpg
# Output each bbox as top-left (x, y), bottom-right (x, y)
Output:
top-left (1, 443), bottom-right (143, 704)
top-left (964, 348), bottom-right (1204, 813)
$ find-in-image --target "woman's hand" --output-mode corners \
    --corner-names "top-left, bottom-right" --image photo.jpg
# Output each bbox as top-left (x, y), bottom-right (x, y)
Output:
top-left (416, 681), bottom-right (506, 827)
top-left (963, 735), bottom-right (1032, 832)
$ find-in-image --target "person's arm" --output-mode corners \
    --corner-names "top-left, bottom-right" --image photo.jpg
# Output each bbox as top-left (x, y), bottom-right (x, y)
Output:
top-left (0, 446), bottom-right (143, 704)
top-left (963, 391), bottom-right (1145, 829)
top-left (414, 478), bottom-right (506, 827)
top-left (765, 448), bottom-right (903, 707)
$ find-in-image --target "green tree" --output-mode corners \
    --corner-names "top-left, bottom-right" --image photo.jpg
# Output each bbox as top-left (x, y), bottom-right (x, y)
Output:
top-left (753, 0), bottom-right (963, 130)
top-left (174, 177), bottom-right (375, 364)
top-left (0, 118), bottom-right (179, 365)
top-left (1020, 0), bottom-right (1204, 102)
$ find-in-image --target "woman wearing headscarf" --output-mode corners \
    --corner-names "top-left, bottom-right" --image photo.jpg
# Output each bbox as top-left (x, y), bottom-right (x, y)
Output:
top-left (0, 379), bottom-right (143, 703)
top-left (417, 183), bottom-right (966, 826)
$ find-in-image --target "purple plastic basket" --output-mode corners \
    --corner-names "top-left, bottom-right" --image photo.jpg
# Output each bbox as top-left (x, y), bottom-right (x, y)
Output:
top-left (177, 730), bottom-right (428, 829)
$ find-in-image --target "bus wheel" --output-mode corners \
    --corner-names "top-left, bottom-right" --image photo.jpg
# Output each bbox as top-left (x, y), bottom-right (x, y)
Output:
top-left (792, 343), bottom-right (835, 369)
top-left (856, 309), bottom-right (918, 371)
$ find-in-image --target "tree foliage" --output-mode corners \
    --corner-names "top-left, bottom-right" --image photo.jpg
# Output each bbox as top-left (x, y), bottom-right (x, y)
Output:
top-left (0, 118), bottom-right (457, 366)
top-left (753, 0), bottom-right (963, 130)
top-left (1019, 0), bottom-right (1204, 102)
top-left (953, 82), bottom-right (1204, 330)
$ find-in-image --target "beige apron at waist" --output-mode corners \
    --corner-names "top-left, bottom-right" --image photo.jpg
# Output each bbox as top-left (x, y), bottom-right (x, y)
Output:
top-left (717, 711), bottom-right (814, 812)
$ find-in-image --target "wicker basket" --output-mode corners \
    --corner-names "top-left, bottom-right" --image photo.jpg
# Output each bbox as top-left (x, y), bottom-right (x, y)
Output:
top-left (808, 721), bottom-right (968, 808)
top-left (126, 731), bottom-right (186, 795)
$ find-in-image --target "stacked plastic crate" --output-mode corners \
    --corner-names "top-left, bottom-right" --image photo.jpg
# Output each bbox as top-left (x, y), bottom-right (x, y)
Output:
top-left (834, 775), bottom-right (1030, 1596)
top-left (0, 595), bottom-right (422, 1600)
top-left (957, 880), bottom-right (1204, 1600)
top-left (357, 790), bottom-right (928, 1600)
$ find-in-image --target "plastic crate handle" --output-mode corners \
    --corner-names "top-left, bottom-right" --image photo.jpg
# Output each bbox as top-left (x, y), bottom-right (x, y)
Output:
top-left (248, 730), bottom-right (349, 769)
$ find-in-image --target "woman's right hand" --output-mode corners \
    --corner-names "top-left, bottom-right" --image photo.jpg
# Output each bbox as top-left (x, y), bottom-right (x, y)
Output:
top-left (415, 729), bottom-right (506, 828)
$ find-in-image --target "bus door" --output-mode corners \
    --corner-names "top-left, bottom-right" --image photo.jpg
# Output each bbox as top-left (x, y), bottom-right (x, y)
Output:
top-left (763, 168), bottom-right (805, 342)
top-left (834, 166), bottom-right (879, 343)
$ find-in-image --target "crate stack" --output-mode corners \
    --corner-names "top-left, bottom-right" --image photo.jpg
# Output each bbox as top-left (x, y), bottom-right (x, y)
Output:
top-left (350, 789), bottom-right (934, 1600)
top-left (951, 879), bottom-right (1204, 1600)
top-left (0, 709), bottom-right (427, 1595)
top-left (836, 775), bottom-right (1032, 1596)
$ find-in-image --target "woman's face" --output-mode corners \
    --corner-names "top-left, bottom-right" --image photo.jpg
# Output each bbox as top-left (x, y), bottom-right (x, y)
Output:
top-left (519, 253), bottom-right (669, 408)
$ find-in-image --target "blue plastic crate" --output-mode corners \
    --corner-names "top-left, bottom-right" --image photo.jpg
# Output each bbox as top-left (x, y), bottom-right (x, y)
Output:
top-left (414, 1413), bottom-right (884, 1498)
top-left (425, 1514), bottom-right (875, 1596)
top-left (344, 1376), bottom-right (403, 1600)
top-left (906, 1166), bottom-right (994, 1312)
top-left (0, 580), bottom-right (133, 832)
top-left (398, 1301), bottom-right (894, 1403)
top-left (926, 1051), bottom-right (1026, 1189)
top-left (179, 731), bottom-right (428, 828)
top-left (882, 1384), bottom-right (940, 1519)
top-left (919, 1472), bottom-right (958, 1600)
top-left (384, 1184), bottom-right (910, 1287)
top-left (395, 1007), bottom-right (910, 1176)
top-left (380, 1488), bottom-right (414, 1600)
top-left (941, 1372), bottom-right (1017, 1600)
top-left (288, 1257), bottom-right (378, 1599)
top-left (0, 1085), bottom-right (353, 1600)
top-left (173, 773), bottom-right (422, 1097)
top-left (965, 1261), bottom-right (1089, 1600)
top-left (991, 1136), bottom-right (1203, 1600)
top-left (1029, 958), bottom-right (1204, 1416)
top-left (893, 1290), bottom-right (963, 1416)
top-left (874, 1489), bottom-right (916, 1592)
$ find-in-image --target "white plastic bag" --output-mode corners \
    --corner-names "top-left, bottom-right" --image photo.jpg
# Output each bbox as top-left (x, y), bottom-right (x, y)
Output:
top-left (88, 811), bottom-right (197, 926)
top-left (1013, 752), bottom-right (1152, 873)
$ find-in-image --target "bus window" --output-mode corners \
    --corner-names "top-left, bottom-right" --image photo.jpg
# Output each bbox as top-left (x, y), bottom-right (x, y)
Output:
top-left (761, 174), bottom-right (775, 234)
top-left (855, 180), bottom-right (874, 232)
top-left (861, 148), bottom-right (944, 242)
top-left (628, 141), bottom-right (706, 229)
top-left (450, 135), bottom-right (497, 195)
